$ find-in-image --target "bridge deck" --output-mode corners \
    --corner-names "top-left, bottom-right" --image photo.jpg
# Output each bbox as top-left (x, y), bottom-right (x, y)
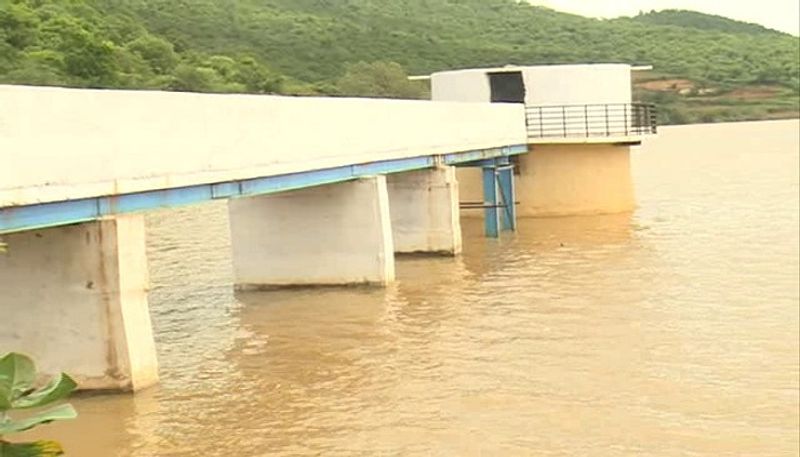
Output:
top-left (0, 86), bottom-right (526, 234)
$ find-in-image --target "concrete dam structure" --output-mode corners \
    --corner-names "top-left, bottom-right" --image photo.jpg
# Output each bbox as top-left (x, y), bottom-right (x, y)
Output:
top-left (0, 66), bottom-right (656, 393)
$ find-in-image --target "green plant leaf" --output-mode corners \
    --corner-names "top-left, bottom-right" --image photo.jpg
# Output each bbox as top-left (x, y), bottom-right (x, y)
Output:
top-left (13, 375), bottom-right (76, 410)
top-left (0, 354), bottom-right (36, 405)
top-left (0, 385), bottom-right (12, 411)
top-left (0, 405), bottom-right (77, 435)
top-left (0, 440), bottom-right (64, 456)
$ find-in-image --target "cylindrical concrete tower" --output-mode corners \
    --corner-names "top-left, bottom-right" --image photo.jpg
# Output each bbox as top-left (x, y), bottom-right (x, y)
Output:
top-left (431, 64), bottom-right (656, 217)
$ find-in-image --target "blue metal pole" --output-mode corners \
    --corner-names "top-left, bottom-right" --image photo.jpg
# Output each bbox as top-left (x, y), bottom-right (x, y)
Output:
top-left (498, 165), bottom-right (516, 231)
top-left (482, 165), bottom-right (499, 238)
top-left (494, 156), bottom-right (516, 232)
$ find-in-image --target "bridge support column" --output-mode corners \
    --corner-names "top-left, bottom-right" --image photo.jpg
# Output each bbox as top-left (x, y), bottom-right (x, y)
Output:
top-left (0, 215), bottom-right (159, 392)
top-left (229, 176), bottom-right (395, 288)
top-left (386, 166), bottom-right (462, 255)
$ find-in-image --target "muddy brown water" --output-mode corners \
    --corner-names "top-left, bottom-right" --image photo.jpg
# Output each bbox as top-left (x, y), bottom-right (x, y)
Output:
top-left (21, 119), bottom-right (800, 456)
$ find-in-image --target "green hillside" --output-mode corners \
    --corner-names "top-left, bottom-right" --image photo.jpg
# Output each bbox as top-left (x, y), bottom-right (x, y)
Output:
top-left (1, 0), bottom-right (797, 124)
top-left (626, 9), bottom-right (783, 36)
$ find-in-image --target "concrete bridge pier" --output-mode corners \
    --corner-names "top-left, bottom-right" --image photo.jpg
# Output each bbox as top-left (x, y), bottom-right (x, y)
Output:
top-left (0, 215), bottom-right (159, 392)
top-left (228, 176), bottom-right (395, 288)
top-left (456, 144), bottom-right (636, 219)
top-left (386, 166), bottom-right (462, 255)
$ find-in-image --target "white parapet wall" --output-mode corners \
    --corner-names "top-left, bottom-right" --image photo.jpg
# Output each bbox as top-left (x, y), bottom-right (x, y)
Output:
top-left (0, 85), bottom-right (526, 208)
top-left (0, 215), bottom-right (159, 391)
top-left (430, 69), bottom-right (493, 103)
top-left (228, 177), bottom-right (395, 288)
top-left (386, 166), bottom-right (462, 255)
top-left (520, 64), bottom-right (632, 106)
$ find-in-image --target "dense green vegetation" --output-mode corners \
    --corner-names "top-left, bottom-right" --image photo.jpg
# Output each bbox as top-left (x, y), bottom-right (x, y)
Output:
top-left (1, 0), bottom-right (797, 124)
top-left (628, 10), bottom-right (783, 36)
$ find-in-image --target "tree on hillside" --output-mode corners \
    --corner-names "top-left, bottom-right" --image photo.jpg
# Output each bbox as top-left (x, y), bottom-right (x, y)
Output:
top-left (335, 61), bottom-right (428, 99)
top-left (0, 0), bottom-right (796, 122)
top-left (126, 34), bottom-right (178, 74)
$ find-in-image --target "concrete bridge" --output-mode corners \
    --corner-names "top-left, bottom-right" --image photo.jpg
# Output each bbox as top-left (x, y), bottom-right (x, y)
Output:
top-left (0, 85), bottom-right (527, 392)
top-left (0, 64), bottom-right (656, 394)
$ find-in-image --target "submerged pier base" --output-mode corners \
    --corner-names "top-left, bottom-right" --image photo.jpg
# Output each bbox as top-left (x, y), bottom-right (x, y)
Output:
top-left (516, 144), bottom-right (635, 217)
top-left (386, 166), bottom-right (462, 255)
top-left (0, 215), bottom-right (159, 392)
top-left (228, 176), bottom-right (395, 288)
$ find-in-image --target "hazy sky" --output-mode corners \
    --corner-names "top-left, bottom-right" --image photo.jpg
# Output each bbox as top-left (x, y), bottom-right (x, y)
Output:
top-left (528, 0), bottom-right (800, 35)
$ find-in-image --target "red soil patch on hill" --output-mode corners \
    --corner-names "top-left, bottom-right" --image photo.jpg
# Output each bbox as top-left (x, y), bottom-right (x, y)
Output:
top-left (725, 86), bottom-right (781, 100)
top-left (636, 79), bottom-right (694, 91)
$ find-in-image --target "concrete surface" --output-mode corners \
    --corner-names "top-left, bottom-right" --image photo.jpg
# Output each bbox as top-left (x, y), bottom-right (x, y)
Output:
top-left (228, 177), bottom-right (395, 287)
top-left (432, 64), bottom-right (632, 106)
top-left (387, 167), bottom-right (462, 255)
top-left (0, 215), bottom-right (159, 391)
top-left (0, 85), bottom-right (526, 208)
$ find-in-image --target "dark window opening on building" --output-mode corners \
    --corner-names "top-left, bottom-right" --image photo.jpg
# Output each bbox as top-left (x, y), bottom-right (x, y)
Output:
top-left (488, 71), bottom-right (525, 104)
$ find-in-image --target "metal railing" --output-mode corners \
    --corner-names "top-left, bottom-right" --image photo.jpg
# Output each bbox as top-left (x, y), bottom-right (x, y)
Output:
top-left (525, 103), bottom-right (657, 140)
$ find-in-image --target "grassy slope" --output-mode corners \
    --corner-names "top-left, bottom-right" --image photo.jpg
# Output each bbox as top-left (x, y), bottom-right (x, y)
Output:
top-left (623, 10), bottom-right (799, 123)
top-left (109, 1), bottom-right (800, 124)
top-left (3, 1), bottom-right (798, 124)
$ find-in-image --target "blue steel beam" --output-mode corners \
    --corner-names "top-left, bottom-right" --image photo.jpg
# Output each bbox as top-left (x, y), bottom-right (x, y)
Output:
top-left (0, 146), bottom-right (525, 235)
top-left (444, 144), bottom-right (527, 166)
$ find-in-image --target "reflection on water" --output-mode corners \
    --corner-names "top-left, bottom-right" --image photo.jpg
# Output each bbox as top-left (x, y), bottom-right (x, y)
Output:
top-left (22, 120), bottom-right (800, 456)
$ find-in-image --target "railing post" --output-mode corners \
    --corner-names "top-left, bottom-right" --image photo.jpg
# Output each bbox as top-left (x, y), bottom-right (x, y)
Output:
top-left (643, 104), bottom-right (648, 135)
top-left (584, 105), bottom-right (589, 137)
top-left (639, 105), bottom-right (643, 135)
top-left (652, 105), bottom-right (658, 134)
top-left (539, 106), bottom-right (544, 138)
top-left (623, 104), bottom-right (628, 136)
top-left (641, 104), bottom-right (646, 135)
top-left (527, 103), bottom-right (656, 139)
